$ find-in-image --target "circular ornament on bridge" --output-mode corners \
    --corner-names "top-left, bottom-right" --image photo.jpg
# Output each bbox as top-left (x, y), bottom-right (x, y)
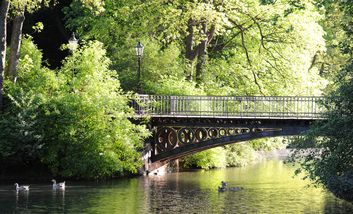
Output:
top-left (195, 128), bottom-right (208, 142)
top-left (237, 128), bottom-right (244, 134)
top-left (228, 128), bottom-right (237, 136)
top-left (156, 127), bottom-right (177, 153)
top-left (219, 128), bottom-right (227, 137)
top-left (208, 128), bottom-right (219, 139)
top-left (178, 128), bottom-right (195, 145)
top-left (243, 128), bottom-right (250, 133)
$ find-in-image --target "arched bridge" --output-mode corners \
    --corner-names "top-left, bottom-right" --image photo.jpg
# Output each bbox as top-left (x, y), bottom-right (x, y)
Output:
top-left (132, 95), bottom-right (325, 170)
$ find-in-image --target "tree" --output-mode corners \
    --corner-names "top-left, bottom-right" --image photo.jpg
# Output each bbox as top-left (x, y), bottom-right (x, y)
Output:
top-left (0, 0), bottom-right (53, 111)
top-left (65, 0), bottom-right (327, 96)
top-left (0, 39), bottom-right (150, 178)
top-left (0, 0), bottom-right (10, 112)
top-left (290, 0), bottom-right (353, 202)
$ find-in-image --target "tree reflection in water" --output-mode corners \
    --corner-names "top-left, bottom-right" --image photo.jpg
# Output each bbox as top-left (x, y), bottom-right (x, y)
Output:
top-left (1, 160), bottom-right (353, 213)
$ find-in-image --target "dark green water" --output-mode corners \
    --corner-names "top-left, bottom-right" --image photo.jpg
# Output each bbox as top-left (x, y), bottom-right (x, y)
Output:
top-left (1, 160), bottom-right (353, 213)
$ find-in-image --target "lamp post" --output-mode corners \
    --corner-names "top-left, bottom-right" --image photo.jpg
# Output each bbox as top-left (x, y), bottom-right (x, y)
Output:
top-left (68, 32), bottom-right (78, 51)
top-left (135, 41), bottom-right (144, 93)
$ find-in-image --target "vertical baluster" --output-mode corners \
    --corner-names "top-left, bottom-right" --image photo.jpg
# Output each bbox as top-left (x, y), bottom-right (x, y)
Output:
top-left (254, 97), bottom-right (257, 118)
top-left (151, 95), bottom-right (154, 115)
top-left (294, 97), bottom-right (298, 118)
top-left (166, 95), bottom-right (169, 115)
top-left (268, 97), bottom-right (270, 118)
top-left (198, 96), bottom-right (201, 116)
top-left (158, 95), bottom-right (161, 115)
top-left (162, 95), bottom-right (164, 115)
top-left (162, 96), bottom-right (164, 115)
top-left (312, 97), bottom-right (315, 118)
top-left (246, 97), bottom-right (249, 117)
top-left (226, 97), bottom-right (228, 118)
top-left (178, 96), bottom-right (181, 115)
top-left (183, 96), bottom-right (185, 115)
top-left (282, 97), bottom-right (284, 118)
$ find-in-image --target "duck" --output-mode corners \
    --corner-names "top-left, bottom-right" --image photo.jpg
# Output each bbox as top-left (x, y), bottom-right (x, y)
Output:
top-left (218, 186), bottom-right (227, 192)
top-left (14, 183), bottom-right (29, 191)
top-left (218, 181), bottom-right (228, 192)
top-left (221, 181), bottom-right (228, 188)
top-left (52, 179), bottom-right (65, 189)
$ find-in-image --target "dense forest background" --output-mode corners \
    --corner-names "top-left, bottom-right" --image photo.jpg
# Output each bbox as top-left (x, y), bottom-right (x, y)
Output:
top-left (0, 0), bottom-right (352, 202)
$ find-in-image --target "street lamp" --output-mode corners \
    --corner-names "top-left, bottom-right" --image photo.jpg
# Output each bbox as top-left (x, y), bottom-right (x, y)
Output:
top-left (68, 32), bottom-right (78, 51)
top-left (135, 41), bottom-right (144, 92)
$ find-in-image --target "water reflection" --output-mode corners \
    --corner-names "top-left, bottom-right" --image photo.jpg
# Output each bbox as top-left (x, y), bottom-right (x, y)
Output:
top-left (0, 160), bottom-right (353, 213)
top-left (51, 188), bottom-right (66, 211)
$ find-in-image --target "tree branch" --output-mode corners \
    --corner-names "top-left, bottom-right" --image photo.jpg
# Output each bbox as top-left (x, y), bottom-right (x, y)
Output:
top-left (252, 70), bottom-right (265, 95)
top-left (237, 25), bottom-right (251, 66)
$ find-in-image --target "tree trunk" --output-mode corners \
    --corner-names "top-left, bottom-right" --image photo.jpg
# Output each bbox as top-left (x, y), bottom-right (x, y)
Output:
top-left (8, 11), bottom-right (25, 83)
top-left (195, 40), bottom-right (206, 84)
top-left (0, 0), bottom-right (10, 112)
top-left (185, 19), bottom-right (196, 81)
top-left (185, 20), bottom-right (215, 84)
top-left (195, 22), bottom-right (214, 85)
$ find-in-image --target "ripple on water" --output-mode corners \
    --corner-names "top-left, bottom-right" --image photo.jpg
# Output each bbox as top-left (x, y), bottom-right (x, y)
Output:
top-left (1, 160), bottom-right (353, 213)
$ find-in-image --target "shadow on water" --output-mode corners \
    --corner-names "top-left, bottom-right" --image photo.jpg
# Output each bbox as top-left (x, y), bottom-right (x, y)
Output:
top-left (1, 160), bottom-right (353, 213)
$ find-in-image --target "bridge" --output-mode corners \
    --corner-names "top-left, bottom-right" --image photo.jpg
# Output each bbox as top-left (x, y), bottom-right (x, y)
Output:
top-left (132, 95), bottom-right (325, 171)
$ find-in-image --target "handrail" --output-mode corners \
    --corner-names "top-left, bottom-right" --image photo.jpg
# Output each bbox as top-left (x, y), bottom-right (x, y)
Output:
top-left (132, 94), bottom-right (326, 119)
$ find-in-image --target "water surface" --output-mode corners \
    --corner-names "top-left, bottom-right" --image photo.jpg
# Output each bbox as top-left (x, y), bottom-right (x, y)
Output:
top-left (1, 160), bottom-right (352, 213)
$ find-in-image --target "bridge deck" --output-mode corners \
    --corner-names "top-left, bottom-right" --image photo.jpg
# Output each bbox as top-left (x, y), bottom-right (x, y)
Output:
top-left (133, 94), bottom-right (325, 119)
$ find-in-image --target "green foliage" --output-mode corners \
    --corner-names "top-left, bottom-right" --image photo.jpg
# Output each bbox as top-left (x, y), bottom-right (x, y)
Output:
top-left (0, 39), bottom-right (149, 179)
top-left (291, 61), bottom-right (353, 201)
top-left (250, 138), bottom-right (287, 151)
top-left (10, 0), bottom-right (54, 14)
top-left (0, 37), bottom-right (52, 169)
top-left (65, 0), bottom-right (327, 96)
top-left (145, 76), bottom-right (205, 96)
top-left (225, 143), bottom-right (258, 167)
top-left (181, 139), bottom-right (286, 170)
top-left (289, 1), bottom-right (353, 202)
top-left (182, 147), bottom-right (226, 170)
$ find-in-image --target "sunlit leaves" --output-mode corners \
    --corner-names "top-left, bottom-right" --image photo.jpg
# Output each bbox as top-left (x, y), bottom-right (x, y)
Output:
top-left (0, 39), bottom-right (150, 179)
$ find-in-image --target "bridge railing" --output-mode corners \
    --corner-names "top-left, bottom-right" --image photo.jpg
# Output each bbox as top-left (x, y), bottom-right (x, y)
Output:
top-left (133, 95), bottom-right (325, 119)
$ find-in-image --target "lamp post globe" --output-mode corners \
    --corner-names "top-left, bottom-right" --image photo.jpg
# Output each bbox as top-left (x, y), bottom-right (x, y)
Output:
top-left (135, 42), bottom-right (144, 93)
top-left (135, 41), bottom-right (144, 57)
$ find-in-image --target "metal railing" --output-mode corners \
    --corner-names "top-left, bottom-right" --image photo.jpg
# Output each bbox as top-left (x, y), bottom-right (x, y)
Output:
top-left (132, 95), bottom-right (326, 119)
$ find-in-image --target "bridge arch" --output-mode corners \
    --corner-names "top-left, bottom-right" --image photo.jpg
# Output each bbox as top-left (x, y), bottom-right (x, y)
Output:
top-left (144, 117), bottom-right (316, 171)
top-left (151, 126), bottom-right (308, 163)
top-left (132, 95), bottom-right (325, 171)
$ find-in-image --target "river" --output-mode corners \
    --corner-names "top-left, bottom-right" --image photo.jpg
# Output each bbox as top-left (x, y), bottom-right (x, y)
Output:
top-left (1, 159), bottom-right (353, 213)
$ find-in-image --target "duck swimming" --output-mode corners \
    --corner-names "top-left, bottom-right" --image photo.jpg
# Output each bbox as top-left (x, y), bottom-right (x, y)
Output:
top-left (52, 179), bottom-right (65, 189)
top-left (14, 183), bottom-right (29, 191)
top-left (218, 181), bottom-right (228, 192)
top-left (218, 186), bottom-right (227, 192)
top-left (218, 181), bottom-right (243, 192)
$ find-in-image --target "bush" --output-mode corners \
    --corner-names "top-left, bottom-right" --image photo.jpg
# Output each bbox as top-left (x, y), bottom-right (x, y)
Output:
top-left (181, 147), bottom-right (226, 170)
top-left (0, 40), bottom-right (149, 179)
top-left (225, 143), bottom-right (258, 167)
